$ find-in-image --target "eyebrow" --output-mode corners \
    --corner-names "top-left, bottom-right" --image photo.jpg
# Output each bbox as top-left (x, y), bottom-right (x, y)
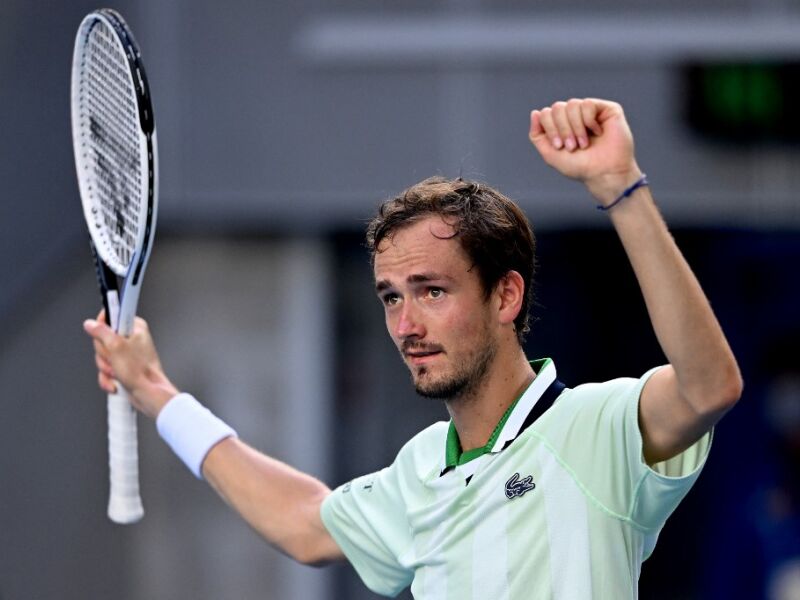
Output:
top-left (375, 272), bottom-right (452, 294)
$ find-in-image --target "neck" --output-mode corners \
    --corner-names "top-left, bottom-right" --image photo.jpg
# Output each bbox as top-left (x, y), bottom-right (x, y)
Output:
top-left (445, 345), bottom-right (535, 453)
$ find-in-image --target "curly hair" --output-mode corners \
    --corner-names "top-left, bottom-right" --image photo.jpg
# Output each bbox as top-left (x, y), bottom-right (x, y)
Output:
top-left (366, 176), bottom-right (536, 344)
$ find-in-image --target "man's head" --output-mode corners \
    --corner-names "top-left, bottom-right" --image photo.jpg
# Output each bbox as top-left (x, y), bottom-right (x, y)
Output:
top-left (367, 177), bottom-right (536, 343)
top-left (367, 177), bottom-right (536, 401)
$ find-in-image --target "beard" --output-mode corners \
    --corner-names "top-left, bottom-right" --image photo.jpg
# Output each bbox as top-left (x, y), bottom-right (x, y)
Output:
top-left (410, 337), bottom-right (497, 402)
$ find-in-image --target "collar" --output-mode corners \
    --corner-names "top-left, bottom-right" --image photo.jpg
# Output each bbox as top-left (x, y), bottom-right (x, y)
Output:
top-left (440, 358), bottom-right (564, 476)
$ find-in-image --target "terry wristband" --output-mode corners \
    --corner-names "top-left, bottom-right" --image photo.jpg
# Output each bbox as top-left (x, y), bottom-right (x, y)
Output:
top-left (156, 393), bottom-right (238, 479)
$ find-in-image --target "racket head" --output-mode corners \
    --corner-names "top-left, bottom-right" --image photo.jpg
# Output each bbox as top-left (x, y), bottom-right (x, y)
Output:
top-left (71, 9), bottom-right (157, 280)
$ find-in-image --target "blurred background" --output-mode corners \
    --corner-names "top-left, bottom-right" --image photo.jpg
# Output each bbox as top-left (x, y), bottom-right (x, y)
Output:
top-left (2, 1), bottom-right (800, 598)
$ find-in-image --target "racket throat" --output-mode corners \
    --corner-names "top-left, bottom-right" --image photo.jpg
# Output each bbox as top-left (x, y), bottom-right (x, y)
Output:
top-left (105, 290), bottom-right (121, 330)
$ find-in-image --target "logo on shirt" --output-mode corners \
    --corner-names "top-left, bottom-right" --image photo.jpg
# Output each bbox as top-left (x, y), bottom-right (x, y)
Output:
top-left (505, 472), bottom-right (536, 499)
top-left (341, 477), bottom-right (375, 494)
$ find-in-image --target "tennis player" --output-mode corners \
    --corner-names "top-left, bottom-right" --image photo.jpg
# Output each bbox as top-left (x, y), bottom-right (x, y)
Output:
top-left (84, 98), bottom-right (742, 598)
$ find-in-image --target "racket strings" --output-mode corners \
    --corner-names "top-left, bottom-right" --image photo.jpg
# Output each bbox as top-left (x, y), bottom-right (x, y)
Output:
top-left (78, 20), bottom-right (143, 270)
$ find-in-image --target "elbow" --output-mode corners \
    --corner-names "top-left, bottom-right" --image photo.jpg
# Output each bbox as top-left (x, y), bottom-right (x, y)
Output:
top-left (298, 553), bottom-right (336, 569)
top-left (291, 546), bottom-right (320, 567)
top-left (679, 361), bottom-right (743, 419)
top-left (288, 536), bottom-right (340, 568)
top-left (718, 362), bottom-right (744, 409)
top-left (728, 371), bottom-right (744, 406)
top-left (694, 363), bottom-right (744, 416)
top-left (280, 493), bottom-right (342, 567)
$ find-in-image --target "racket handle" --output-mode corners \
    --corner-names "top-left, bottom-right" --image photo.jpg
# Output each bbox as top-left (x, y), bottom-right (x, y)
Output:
top-left (107, 388), bottom-right (144, 524)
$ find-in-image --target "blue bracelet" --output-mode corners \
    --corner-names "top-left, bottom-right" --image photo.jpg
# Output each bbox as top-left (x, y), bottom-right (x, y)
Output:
top-left (597, 174), bottom-right (649, 211)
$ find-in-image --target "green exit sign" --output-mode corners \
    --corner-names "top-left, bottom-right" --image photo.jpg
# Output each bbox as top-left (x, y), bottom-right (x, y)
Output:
top-left (684, 62), bottom-right (800, 143)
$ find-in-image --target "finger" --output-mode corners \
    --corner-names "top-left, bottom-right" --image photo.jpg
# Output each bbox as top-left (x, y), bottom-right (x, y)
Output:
top-left (95, 353), bottom-right (114, 378)
top-left (537, 107), bottom-right (563, 150)
top-left (132, 316), bottom-right (151, 338)
top-left (550, 101), bottom-right (577, 151)
top-left (580, 100), bottom-right (603, 137)
top-left (93, 338), bottom-right (111, 362)
top-left (566, 99), bottom-right (589, 149)
top-left (529, 110), bottom-right (558, 163)
top-left (529, 110), bottom-right (545, 140)
top-left (99, 372), bottom-right (118, 394)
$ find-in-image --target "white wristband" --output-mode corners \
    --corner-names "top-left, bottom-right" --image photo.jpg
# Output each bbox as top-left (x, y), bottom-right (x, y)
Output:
top-left (156, 393), bottom-right (237, 479)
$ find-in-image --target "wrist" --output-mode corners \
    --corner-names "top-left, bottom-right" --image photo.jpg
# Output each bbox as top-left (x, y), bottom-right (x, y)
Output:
top-left (156, 394), bottom-right (238, 479)
top-left (147, 383), bottom-right (181, 419)
top-left (584, 165), bottom-right (643, 206)
top-left (131, 367), bottom-right (180, 419)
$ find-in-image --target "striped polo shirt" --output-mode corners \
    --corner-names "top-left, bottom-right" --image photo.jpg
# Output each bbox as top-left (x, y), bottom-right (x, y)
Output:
top-left (321, 358), bottom-right (711, 599)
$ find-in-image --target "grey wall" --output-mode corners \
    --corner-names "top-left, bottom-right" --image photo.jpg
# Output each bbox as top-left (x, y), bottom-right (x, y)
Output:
top-left (5, 0), bottom-right (800, 324)
top-left (0, 238), bottom-right (335, 600)
top-left (2, 1), bottom-right (799, 598)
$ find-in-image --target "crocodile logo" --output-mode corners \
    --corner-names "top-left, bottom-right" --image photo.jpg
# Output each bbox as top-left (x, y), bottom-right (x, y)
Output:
top-left (505, 472), bottom-right (536, 499)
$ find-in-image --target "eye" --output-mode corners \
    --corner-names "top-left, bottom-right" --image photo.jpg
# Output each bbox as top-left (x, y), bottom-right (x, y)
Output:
top-left (427, 287), bottom-right (444, 299)
top-left (381, 293), bottom-right (400, 306)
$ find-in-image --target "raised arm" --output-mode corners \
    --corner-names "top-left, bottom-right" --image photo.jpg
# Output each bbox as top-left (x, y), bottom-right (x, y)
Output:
top-left (83, 316), bottom-right (344, 565)
top-left (528, 98), bottom-right (743, 464)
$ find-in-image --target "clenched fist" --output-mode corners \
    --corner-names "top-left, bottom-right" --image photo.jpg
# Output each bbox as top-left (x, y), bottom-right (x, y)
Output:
top-left (529, 98), bottom-right (643, 207)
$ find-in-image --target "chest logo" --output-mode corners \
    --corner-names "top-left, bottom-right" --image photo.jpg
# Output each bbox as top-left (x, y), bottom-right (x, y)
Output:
top-left (505, 472), bottom-right (536, 499)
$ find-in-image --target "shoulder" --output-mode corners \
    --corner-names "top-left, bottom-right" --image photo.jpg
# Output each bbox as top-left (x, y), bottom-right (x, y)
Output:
top-left (321, 421), bottom-right (448, 521)
top-left (402, 419), bottom-right (450, 449)
top-left (562, 376), bottom-right (644, 405)
top-left (532, 368), bottom-right (664, 463)
top-left (550, 368), bottom-right (663, 420)
top-left (392, 420), bottom-right (449, 480)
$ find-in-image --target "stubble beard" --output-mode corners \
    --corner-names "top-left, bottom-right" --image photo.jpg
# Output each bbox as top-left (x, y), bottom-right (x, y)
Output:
top-left (412, 338), bottom-right (498, 403)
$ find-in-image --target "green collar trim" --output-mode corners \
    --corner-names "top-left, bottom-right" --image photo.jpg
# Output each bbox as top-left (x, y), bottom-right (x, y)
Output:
top-left (444, 358), bottom-right (551, 468)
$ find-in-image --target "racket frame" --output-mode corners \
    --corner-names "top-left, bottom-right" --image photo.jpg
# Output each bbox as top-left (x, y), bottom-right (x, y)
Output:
top-left (71, 8), bottom-right (159, 524)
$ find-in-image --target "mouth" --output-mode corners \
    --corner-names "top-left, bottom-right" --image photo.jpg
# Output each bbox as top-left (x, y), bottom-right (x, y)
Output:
top-left (404, 349), bottom-right (443, 366)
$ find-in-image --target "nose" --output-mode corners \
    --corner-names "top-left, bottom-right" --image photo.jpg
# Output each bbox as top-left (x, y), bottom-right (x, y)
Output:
top-left (394, 302), bottom-right (425, 340)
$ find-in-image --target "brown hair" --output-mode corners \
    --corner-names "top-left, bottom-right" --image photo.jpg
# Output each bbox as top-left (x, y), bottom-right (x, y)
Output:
top-left (366, 176), bottom-right (536, 344)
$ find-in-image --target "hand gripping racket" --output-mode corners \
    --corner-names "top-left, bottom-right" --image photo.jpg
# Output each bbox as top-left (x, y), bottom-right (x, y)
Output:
top-left (70, 9), bottom-right (158, 524)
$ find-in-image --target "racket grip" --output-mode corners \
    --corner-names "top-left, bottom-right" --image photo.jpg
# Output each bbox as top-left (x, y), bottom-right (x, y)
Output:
top-left (107, 388), bottom-right (144, 524)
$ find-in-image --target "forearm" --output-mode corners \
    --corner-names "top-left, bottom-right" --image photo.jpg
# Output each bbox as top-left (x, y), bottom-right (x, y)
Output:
top-left (529, 98), bottom-right (742, 460)
top-left (605, 183), bottom-right (742, 410)
top-left (84, 317), bottom-right (343, 564)
top-left (202, 437), bottom-right (343, 566)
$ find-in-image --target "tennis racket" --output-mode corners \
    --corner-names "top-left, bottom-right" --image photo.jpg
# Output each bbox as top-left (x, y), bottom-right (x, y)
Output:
top-left (70, 9), bottom-right (158, 524)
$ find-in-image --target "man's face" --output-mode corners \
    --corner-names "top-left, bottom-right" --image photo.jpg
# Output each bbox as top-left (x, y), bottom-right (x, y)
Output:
top-left (373, 215), bottom-right (498, 401)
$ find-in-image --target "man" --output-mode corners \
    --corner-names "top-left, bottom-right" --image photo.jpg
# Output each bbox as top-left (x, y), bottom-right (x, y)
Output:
top-left (84, 98), bottom-right (742, 598)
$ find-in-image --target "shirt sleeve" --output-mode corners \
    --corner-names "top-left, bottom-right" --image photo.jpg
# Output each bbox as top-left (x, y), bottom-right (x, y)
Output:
top-left (320, 462), bottom-right (414, 597)
top-left (543, 367), bottom-right (712, 537)
top-left (625, 368), bottom-right (713, 533)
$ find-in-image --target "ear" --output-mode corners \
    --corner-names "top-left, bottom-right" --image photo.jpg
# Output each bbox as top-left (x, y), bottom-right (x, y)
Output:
top-left (494, 270), bottom-right (525, 326)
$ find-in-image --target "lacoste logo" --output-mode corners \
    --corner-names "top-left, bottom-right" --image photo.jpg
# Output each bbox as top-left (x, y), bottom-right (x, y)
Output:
top-left (505, 472), bottom-right (536, 499)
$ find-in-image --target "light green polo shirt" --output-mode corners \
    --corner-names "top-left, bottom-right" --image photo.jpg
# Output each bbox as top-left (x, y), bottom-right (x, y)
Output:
top-left (321, 359), bottom-right (711, 599)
